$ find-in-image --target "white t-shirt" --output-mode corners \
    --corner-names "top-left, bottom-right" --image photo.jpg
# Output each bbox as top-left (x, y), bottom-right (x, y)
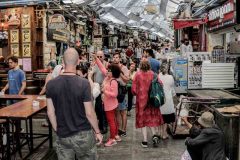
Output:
top-left (135, 48), bottom-right (142, 58)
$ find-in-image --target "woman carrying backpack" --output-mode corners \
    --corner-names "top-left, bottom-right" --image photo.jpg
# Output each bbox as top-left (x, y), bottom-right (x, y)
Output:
top-left (93, 55), bottom-right (122, 147)
top-left (132, 60), bottom-right (164, 148)
top-left (158, 64), bottom-right (176, 139)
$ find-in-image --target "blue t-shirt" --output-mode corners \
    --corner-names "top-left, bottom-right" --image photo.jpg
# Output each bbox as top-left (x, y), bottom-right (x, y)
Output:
top-left (8, 69), bottom-right (26, 94)
top-left (149, 57), bottom-right (160, 73)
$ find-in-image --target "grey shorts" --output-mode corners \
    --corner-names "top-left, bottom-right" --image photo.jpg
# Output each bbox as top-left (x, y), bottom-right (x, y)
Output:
top-left (118, 95), bottom-right (128, 111)
top-left (56, 130), bottom-right (97, 160)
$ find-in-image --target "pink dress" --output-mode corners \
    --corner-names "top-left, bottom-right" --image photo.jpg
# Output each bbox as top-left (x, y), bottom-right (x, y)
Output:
top-left (132, 70), bottom-right (164, 128)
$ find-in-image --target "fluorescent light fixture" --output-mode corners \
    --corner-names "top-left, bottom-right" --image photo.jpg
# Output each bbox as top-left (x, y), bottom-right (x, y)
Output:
top-left (73, 0), bottom-right (86, 4)
top-left (63, 0), bottom-right (72, 4)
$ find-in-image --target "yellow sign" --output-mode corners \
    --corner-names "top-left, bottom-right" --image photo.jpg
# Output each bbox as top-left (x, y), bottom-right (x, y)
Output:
top-left (11, 44), bottom-right (19, 57)
top-left (22, 29), bottom-right (31, 43)
top-left (10, 29), bottom-right (19, 43)
top-left (22, 43), bottom-right (31, 57)
top-left (21, 14), bottom-right (31, 28)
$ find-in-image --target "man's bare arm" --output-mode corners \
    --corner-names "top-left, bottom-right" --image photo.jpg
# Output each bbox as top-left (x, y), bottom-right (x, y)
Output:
top-left (47, 98), bottom-right (57, 131)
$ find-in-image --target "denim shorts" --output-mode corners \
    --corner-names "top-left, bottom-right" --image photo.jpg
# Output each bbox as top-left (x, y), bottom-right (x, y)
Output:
top-left (118, 95), bottom-right (128, 111)
top-left (56, 130), bottom-right (97, 160)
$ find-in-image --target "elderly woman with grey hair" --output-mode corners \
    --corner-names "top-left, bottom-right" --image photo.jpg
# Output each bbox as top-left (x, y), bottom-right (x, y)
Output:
top-left (158, 63), bottom-right (176, 139)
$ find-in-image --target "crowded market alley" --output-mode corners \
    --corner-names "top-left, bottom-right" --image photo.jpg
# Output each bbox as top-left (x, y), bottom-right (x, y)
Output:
top-left (0, 0), bottom-right (239, 160)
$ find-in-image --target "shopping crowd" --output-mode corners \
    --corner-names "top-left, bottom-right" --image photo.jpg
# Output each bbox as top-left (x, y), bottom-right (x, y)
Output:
top-left (1, 44), bottom-right (227, 160)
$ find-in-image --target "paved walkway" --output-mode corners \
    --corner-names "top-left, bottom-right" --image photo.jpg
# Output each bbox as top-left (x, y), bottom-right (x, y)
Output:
top-left (21, 108), bottom-right (186, 160)
top-left (97, 109), bottom-right (185, 160)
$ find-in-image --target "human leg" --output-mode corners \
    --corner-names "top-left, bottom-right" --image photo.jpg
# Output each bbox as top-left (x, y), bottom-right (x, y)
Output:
top-left (162, 123), bottom-right (169, 139)
top-left (95, 95), bottom-right (107, 133)
top-left (55, 137), bottom-right (75, 160)
top-left (141, 127), bottom-right (148, 148)
top-left (141, 127), bottom-right (148, 142)
top-left (121, 110), bottom-right (127, 132)
top-left (127, 87), bottom-right (133, 112)
top-left (150, 127), bottom-right (160, 147)
top-left (74, 131), bottom-right (97, 160)
top-left (118, 97), bottom-right (128, 136)
top-left (105, 110), bottom-right (117, 139)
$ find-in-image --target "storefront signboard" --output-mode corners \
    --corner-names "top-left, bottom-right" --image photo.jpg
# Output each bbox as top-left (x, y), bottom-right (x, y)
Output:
top-left (47, 29), bottom-right (70, 43)
top-left (207, 0), bottom-right (236, 32)
top-left (48, 14), bottom-right (66, 30)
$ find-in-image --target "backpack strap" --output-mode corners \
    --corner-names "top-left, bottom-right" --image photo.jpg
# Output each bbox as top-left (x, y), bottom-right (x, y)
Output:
top-left (153, 73), bottom-right (158, 81)
top-left (110, 78), bottom-right (118, 86)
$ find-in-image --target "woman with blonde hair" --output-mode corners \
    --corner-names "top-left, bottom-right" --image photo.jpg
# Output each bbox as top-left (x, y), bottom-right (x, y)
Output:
top-left (132, 60), bottom-right (164, 148)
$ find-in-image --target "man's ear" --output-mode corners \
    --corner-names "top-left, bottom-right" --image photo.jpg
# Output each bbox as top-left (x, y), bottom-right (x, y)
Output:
top-left (77, 59), bottom-right (80, 65)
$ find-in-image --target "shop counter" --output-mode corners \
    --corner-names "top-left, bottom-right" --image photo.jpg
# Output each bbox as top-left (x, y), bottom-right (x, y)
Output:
top-left (0, 94), bottom-right (52, 160)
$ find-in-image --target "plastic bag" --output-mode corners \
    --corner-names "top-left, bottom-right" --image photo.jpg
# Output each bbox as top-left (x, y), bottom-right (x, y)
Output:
top-left (181, 150), bottom-right (192, 160)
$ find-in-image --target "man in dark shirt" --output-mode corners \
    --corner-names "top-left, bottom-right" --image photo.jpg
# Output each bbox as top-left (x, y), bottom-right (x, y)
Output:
top-left (183, 112), bottom-right (226, 160)
top-left (46, 48), bottom-right (102, 160)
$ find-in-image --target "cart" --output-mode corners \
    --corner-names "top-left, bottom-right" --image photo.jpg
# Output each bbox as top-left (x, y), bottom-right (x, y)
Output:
top-left (169, 97), bottom-right (220, 137)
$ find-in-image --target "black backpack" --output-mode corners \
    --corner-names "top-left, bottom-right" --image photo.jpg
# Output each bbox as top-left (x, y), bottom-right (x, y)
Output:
top-left (110, 79), bottom-right (127, 103)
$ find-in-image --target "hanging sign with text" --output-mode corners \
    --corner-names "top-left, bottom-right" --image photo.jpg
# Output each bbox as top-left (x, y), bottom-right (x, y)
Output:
top-left (48, 14), bottom-right (66, 29)
top-left (207, 0), bottom-right (236, 32)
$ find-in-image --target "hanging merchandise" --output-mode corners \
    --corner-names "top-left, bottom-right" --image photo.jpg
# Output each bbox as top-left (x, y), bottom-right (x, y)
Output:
top-left (211, 46), bottom-right (225, 63)
top-left (187, 52), bottom-right (211, 89)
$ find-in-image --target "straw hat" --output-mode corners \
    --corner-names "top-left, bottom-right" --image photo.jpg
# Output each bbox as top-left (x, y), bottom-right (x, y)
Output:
top-left (198, 112), bottom-right (214, 128)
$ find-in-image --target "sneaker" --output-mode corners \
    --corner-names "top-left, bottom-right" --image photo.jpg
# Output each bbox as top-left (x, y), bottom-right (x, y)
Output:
top-left (104, 139), bottom-right (117, 147)
top-left (118, 130), bottom-right (126, 137)
top-left (141, 141), bottom-right (148, 148)
top-left (152, 135), bottom-right (160, 148)
top-left (115, 135), bottom-right (122, 142)
top-left (118, 129), bottom-right (123, 135)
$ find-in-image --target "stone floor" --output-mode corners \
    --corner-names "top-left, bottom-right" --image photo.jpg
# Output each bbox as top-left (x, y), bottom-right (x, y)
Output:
top-left (14, 108), bottom-right (186, 160)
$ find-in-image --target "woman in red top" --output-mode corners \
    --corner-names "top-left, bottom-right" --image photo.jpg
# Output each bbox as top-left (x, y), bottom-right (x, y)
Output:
top-left (132, 60), bottom-right (164, 148)
top-left (94, 55), bottom-right (122, 147)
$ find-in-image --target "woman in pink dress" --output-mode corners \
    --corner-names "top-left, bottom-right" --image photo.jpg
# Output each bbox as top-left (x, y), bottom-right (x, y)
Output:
top-left (132, 60), bottom-right (164, 148)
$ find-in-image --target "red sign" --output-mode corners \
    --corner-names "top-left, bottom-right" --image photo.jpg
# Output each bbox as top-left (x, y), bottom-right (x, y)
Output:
top-left (207, 0), bottom-right (236, 32)
top-left (173, 18), bottom-right (208, 30)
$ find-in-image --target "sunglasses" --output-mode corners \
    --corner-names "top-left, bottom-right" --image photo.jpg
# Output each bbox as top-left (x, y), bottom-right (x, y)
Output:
top-left (97, 56), bottom-right (103, 58)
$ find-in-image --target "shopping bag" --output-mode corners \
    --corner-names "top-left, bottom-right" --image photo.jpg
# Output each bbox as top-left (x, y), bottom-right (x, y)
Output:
top-left (181, 150), bottom-right (192, 160)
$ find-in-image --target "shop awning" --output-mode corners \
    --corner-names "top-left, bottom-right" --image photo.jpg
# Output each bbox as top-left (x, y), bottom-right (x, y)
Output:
top-left (173, 18), bottom-right (208, 30)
